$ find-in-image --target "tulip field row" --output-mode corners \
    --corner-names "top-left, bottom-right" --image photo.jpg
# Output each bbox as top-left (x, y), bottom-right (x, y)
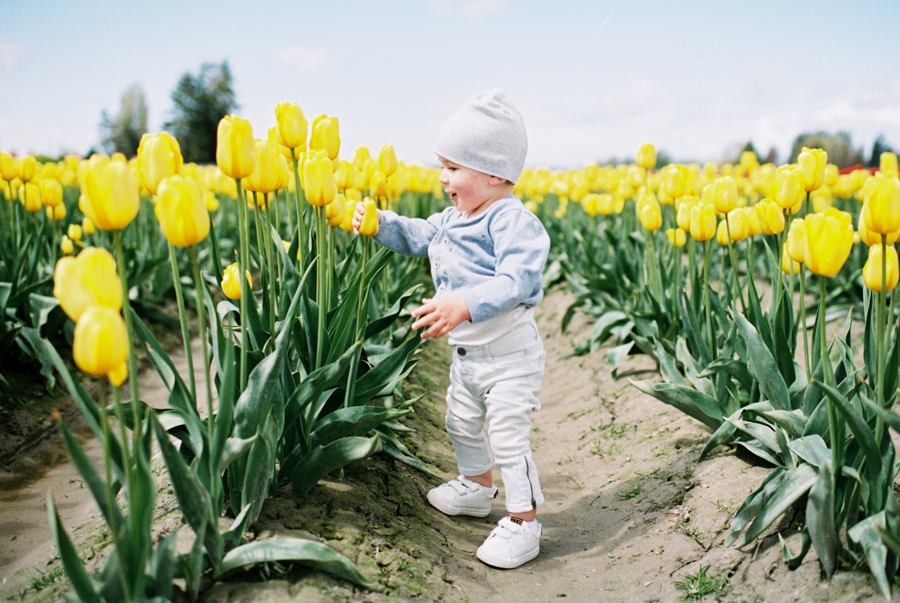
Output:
top-left (1, 105), bottom-right (899, 600)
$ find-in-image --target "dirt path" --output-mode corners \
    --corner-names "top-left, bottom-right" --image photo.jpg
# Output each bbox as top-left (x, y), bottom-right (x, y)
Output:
top-left (3, 289), bottom-right (895, 602)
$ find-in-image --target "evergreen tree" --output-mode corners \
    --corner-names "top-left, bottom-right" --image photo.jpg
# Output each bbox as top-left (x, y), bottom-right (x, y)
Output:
top-left (165, 61), bottom-right (237, 164)
top-left (99, 83), bottom-right (148, 157)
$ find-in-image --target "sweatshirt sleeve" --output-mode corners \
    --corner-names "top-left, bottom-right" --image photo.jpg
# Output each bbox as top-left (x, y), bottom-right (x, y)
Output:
top-left (372, 210), bottom-right (442, 257)
top-left (461, 208), bottom-right (550, 323)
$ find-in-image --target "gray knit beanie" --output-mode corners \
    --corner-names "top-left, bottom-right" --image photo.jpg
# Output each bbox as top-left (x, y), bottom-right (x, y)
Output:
top-left (435, 89), bottom-right (528, 184)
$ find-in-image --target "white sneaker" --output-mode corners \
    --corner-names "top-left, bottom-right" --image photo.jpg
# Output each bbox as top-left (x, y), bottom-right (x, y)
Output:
top-left (426, 476), bottom-right (497, 517)
top-left (476, 516), bottom-right (541, 569)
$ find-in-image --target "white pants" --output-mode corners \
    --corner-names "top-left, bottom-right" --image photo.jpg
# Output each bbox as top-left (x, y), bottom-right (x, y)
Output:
top-left (444, 321), bottom-right (546, 514)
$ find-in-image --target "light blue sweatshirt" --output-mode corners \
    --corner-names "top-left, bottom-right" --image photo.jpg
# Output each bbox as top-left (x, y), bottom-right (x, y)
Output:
top-left (373, 195), bottom-right (550, 324)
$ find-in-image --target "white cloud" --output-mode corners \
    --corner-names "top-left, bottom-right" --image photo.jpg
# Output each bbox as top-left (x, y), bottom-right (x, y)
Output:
top-left (0, 40), bottom-right (21, 69)
top-left (429, 0), bottom-right (508, 21)
top-left (274, 46), bottom-right (335, 71)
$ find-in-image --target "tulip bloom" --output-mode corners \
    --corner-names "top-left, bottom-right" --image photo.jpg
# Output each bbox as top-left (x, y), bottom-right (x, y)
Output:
top-left (358, 199), bottom-right (379, 236)
top-left (303, 151), bottom-right (338, 207)
top-left (222, 262), bottom-right (251, 300)
top-left (53, 247), bottom-right (123, 322)
top-left (782, 243), bottom-right (800, 275)
top-left (675, 196), bottom-right (696, 231)
top-left (155, 175), bottom-right (210, 247)
top-left (40, 178), bottom-right (63, 207)
top-left (309, 115), bottom-right (340, 161)
top-left (82, 217), bottom-right (95, 235)
top-left (378, 145), bottom-right (398, 178)
top-left (245, 139), bottom-right (290, 194)
top-left (328, 194), bottom-right (346, 227)
top-left (713, 176), bottom-right (738, 214)
top-left (863, 243), bottom-right (899, 292)
top-left (797, 148), bottom-right (827, 192)
top-left (773, 167), bottom-right (804, 210)
top-left (67, 224), bottom-right (82, 241)
top-left (786, 218), bottom-right (807, 264)
top-left (664, 165), bottom-right (688, 199)
top-left (137, 132), bottom-right (183, 196)
top-left (60, 236), bottom-right (74, 255)
top-left (638, 198), bottom-right (662, 231)
top-left (18, 155), bottom-right (36, 182)
top-left (804, 208), bottom-right (854, 277)
top-left (47, 203), bottom-right (66, 221)
top-left (689, 203), bottom-right (717, 241)
top-left (666, 227), bottom-right (686, 247)
top-left (216, 115), bottom-right (256, 180)
top-left (881, 152), bottom-right (899, 179)
top-left (73, 306), bottom-right (129, 386)
top-left (81, 159), bottom-right (140, 231)
top-left (636, 143), bottom-right (656, 170)
top-left (23, 183), bottom-right (42, 212)
top-left (861, 172), bottom-right (900, 235)
top-left (275, 102), bottom-right (309, 150)
top-left (858, 211), bottom-right (900, 247)
top-left (0, 153), bottom-right (17, 181)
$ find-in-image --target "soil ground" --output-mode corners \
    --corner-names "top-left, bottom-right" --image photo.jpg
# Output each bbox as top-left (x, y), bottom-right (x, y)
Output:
top-left (0, 288), bottom-right (896, 602)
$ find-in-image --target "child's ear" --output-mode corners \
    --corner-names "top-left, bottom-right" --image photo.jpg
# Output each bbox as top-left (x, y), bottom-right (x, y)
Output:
top-left (488, 175), bottom-right (508, 186)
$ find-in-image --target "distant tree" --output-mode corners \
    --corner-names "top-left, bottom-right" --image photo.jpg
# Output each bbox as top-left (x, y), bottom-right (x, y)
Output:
top-left (867, 135), bottom-right (894, 168)
top-left (165, 61), bottom-right (238, 164)
top-left (99, 83), bottom-right (148, 157)
top-left (763, 147), bottom-right (778, 165)
top-left (654, 150), bottom-right (672, 169)
top-left (788, 131), bottom-right (863, 169)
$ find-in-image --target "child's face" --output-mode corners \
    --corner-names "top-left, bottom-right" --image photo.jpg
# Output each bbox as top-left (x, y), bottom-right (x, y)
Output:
top-left (438, 156), bottom-right (506, 215)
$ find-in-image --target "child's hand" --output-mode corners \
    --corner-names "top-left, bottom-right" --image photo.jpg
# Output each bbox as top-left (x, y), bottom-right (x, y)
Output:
top-left (411, 297), bottom-right (471, 339)
top-left (352, 201), bottom-right (381, 235)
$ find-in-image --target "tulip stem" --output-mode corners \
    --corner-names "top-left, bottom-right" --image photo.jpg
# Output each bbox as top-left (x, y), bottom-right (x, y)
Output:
top-left (344, 237), bottom-right (369, 408)
top-left (725, 218), bottom-right (745, 314)
top-left (290, 150), bottom-right (306, 270)
top-left (703, 240), bottom-right (714, 358)
top-left (264, 194), bottom-right (278, 328)
top-left (235, 179), bottom-right (250, 391)
top-left (798, 264), bottom-right (810, 378)
top-left (189, 246), bottom-right (214, 440)
top-left (877, 236), bottom-right (887, 409)
top-left (819, 274), bottom-right (840, 496)
top-left (168, 241), bottom-right (197, 404)
top-left (113, 230), bottom-right (142, 451)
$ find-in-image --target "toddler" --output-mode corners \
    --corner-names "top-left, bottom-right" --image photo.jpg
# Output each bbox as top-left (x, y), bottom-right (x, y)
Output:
top-left (353, 89), bottom-right (549, 569)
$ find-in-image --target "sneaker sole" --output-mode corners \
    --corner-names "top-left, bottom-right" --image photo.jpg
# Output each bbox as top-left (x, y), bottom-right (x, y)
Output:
top-left (426, 491), bottom-right (492, 518)
top-left (475, 544), bottom-right (540, 569)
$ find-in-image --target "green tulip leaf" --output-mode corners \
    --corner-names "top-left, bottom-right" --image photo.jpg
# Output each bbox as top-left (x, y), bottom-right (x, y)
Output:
top-left (735, 310), bottom-right (790, 411)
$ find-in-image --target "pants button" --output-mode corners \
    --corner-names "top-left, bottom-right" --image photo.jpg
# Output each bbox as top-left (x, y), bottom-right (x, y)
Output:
top-left (458, 347), bottom-right (466, 356)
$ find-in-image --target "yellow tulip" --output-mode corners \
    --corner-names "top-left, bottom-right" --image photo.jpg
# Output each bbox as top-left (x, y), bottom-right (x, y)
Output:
top-left (666, 227), bottom-right (686, 247)
top-left (857, 211), bottom-right (900, 247)
top-left (18, 155), bottom-right (36, 182)
top-left (0, 153), bottom-right (17, 181)
top-left (245, 139), bottom-right (290, 194)
top-left (786, 218), bottom-right (807, 264)
top-left (275, 102), bottom-right (309, 150)
top-left (154, 175), bottom-right (210, 247)
top-left (797, 147), bottom-right (827, 192)
top-left (72, 306), bottom-right (129, 385)
top-left (727, 208), bottom-right (750, 242)
top-left (378, 145), bottom-right (398, 178)
top-left (303, 151), bottom-right (337, 207)
top-left (755, 199), bottom-right (785, 235)
top-left (369, 170), bottom-right (389, 200)
top-left (861, 172), bottom-right (900, 235)
top-left (67, 224), bottom-right (82, 241)
top-left (81, 159), bottom-right (140, 231)
top-left (689, 203), bottom-right (717, 241)
top-left (773, 167), bottom-right (805, 210)
top-left (863, 243), bottom-right (899, 292)
top-left (881, 152), bottom-right (899, 178)
top-left (597, 193), bottom-right (615, 216)
top-left (745, 205), bottom-right (762, 237)
top-left (23, 183), bottom-right (42, 212)
top-left (713, 176), bottom-right (738, 214)
top-left (804, 208), bottom-right (854, 277)
top-left (638, 198), bottom-right (662, 231)
top-left (334, 160), bottom-right (354, 191)
top-left (358, 198), bottom-right (379, 237)
top-left (137, 132), bottom-right (183, 196)
top-left (205, 191), bottom-right (220, 212)
top-left (824, 164), bottom-right (838, 187)
top-left (309, 115), bottom-right (340, 161)
top-left (740, 151), bottom-right (758, 172)
top-left (222, 262), bottom-right (251, 300)
top-left (40, 178), bottom-right (63, 207)
top-left (47, 203), bottom-right (66, 221)
top-left (216, 115), bottom-right (256, 180)
top-left (267, 126), bottom-right (294, 162)
top-left (675, 196), bottom-right (696, 231)
top-left (60, 235), bottom-right (74, 255)
top-left (328, 194), bottom-right (346, 227)
top-left (53, 247), bottom-right (123, 322)
top-left (339, 197), bottom-right (356, 232)
top-left (82, 217), bottom-right (95, 235)
top-left (664, 165), bottom-right (688, 199)
top-left (782, 243), bottom-right (800, 275)
top-left (636, 143), bottom-right (656, 170)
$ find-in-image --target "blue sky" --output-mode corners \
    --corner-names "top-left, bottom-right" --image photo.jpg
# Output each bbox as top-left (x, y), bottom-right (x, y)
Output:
top-left (1, 0), bottom-right (899, 168)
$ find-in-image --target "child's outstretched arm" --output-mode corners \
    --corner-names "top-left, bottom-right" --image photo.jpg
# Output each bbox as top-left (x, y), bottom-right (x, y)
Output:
top-left (410, 297), bottom-right (471, 339)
